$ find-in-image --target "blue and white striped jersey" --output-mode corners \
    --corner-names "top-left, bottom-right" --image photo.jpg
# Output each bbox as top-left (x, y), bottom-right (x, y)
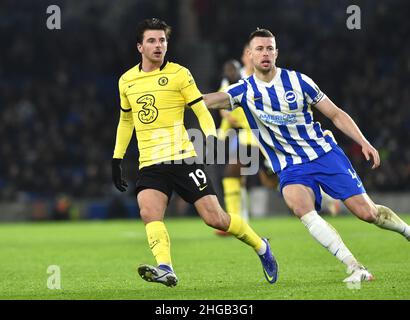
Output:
top-left (225, 67), bottom-right (336, 173)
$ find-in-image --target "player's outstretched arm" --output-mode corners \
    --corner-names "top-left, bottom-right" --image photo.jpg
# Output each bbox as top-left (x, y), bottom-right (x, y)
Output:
top-left (315, 97), bottom-right (380, 169)
top-left (191, 100), bottom-right (217, 138)
top-left (203, 92), bottom-right (232, 109)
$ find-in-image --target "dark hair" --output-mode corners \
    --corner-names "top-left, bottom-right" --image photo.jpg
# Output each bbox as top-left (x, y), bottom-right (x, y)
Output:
top-left (248, 28), bottom-right (275, 43)
top-left (136, 18), bottom-right (172, 44)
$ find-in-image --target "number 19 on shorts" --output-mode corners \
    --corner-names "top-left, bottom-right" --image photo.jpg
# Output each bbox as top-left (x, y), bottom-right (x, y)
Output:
top-left (189, 169), bottom-right (207, 188)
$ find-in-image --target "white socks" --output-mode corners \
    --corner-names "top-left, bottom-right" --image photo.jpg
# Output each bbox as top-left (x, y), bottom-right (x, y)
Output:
top-left (300, 211), bottom-right (358, 267)
top-left (256, 240), bottom-right (267, 255)
top-left (374, 205), bottom-right (410, 240)
top-left (299, 207), bottom-right (410, 274)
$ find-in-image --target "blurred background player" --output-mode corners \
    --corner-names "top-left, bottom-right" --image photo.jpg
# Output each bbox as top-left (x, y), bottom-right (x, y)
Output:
top-left (216, 47), bottom-right (279, 236)
top-left (216, 58), bottom-right (253, 235)
top-left (218, 44), bottom-right (254, 226)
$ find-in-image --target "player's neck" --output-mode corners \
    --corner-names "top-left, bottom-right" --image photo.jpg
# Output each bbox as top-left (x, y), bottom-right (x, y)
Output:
top-left (140, 58), bottom-right (164, 72)
top-left (254, 66), bottom-right (277, 83)
top-left (245, 66), bottom-right (253, 77)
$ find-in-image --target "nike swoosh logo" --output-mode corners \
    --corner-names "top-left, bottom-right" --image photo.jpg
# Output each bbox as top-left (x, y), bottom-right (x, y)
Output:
top-left (149, 240), bottom-right (160, 250)
top-left (128, 84), bottom-right (136, 88)
top-left (253, 97), bottom-right (262, 101)
top-left (199, 185), bottom-right (208, 191)
top-left (357, 182), bottom-right (363, 188)
top-left (264, 269), bottom-right (275, 282)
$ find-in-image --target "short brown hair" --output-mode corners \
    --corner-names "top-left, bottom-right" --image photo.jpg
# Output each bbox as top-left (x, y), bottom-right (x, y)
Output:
top-left (248, 28), bottom-right (275, 43)
top-left (136, 18), bottom-right (172, 44)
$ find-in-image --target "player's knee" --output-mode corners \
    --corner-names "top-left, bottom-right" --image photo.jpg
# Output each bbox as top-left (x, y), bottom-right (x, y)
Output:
top-left (139, 207), bottom-right (161, 223)
top-left (139, 207), bottom-right (151, 221)
top-left (292, 206), bottom-right (313, 218)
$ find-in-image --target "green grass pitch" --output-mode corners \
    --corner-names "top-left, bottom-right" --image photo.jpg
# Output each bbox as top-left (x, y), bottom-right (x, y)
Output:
top-left (0, 215), bottom-right (409, 300)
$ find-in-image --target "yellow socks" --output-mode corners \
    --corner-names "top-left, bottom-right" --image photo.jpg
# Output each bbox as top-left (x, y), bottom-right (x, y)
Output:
top-left (227, 213), bottom-right (264, 253)
top-left (223, 177), bottom-right (241, 217)
top-left (223, 177), bottom-right (264, 252)
top-left (145, 221), bottom-right (172, 267)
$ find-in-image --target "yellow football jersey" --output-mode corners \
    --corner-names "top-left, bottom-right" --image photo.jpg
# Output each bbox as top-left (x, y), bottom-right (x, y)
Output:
top-left (116, 61), bottom-right (203, 169)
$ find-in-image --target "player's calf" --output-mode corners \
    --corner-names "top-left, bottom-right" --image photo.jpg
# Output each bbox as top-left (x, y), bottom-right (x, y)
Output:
top-left (374, 205), bottom-right (410, 240)
top-left (344, 194), bottom-right (377, 223)
top-left (195, 195), bottom-right (230, 230)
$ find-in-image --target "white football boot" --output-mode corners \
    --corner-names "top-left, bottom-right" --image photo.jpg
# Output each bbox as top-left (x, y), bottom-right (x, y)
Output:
top-left (343, 264), bottom-right (374, 283)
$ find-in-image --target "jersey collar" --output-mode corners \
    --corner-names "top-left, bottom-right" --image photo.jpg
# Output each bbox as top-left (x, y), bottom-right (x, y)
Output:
top-left (138, 60), bottom-right (168, 72)
top-left (253, 67), bottom-right (281, 87)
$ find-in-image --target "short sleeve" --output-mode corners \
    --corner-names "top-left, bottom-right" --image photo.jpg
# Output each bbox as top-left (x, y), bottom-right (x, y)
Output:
top-left (118, 77), bottom-right (131, 111)
top-left (299, 73), bottom-right (326, 105)
top-left (179, 68), bottom-right (203, 106)
top-left (224, 80), bottom-right (247, 110)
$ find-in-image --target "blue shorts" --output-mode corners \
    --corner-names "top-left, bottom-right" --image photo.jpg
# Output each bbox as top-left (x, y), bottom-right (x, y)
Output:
top-left (278, 145), bottom-right (366, 211)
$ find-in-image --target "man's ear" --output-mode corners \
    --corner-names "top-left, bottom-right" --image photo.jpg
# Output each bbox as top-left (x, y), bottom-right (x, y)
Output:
top-left (136, 43), bottom-right (142, 53)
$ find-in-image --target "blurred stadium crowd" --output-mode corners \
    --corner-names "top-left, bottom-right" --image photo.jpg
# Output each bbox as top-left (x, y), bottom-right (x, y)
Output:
top-left (1, 0), bottom-right (409, 204)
